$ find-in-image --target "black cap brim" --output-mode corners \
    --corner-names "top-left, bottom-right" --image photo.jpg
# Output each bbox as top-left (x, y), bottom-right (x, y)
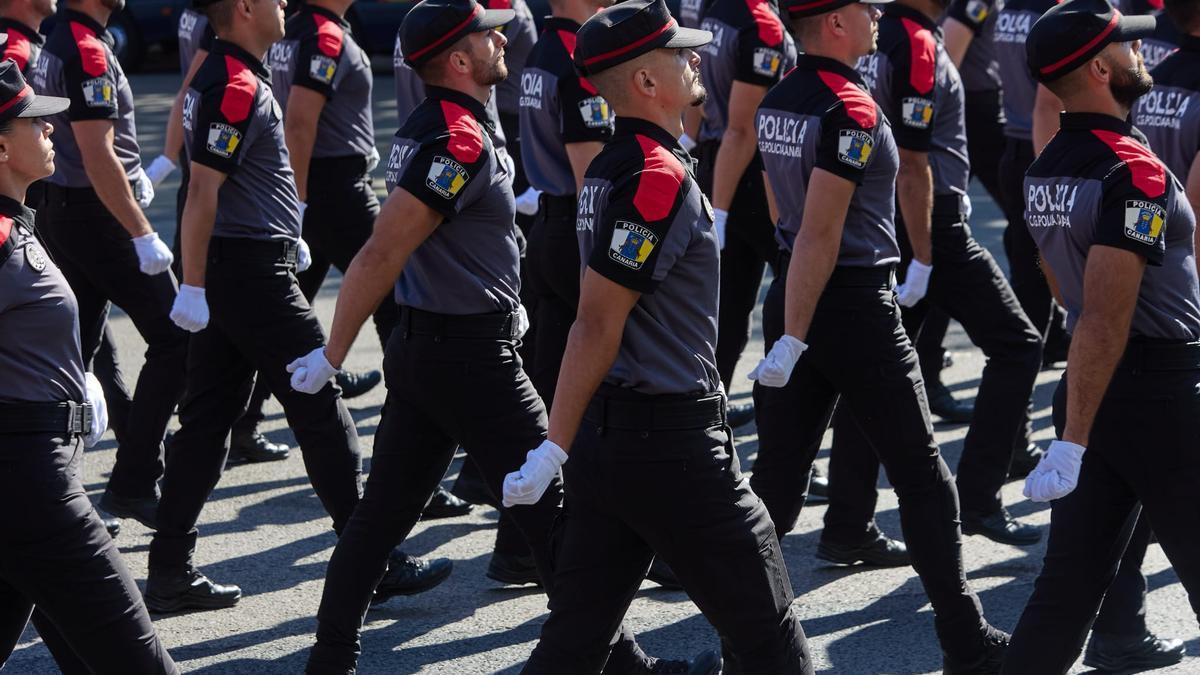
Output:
top-left (477, 8), bottom-right (516, 30)
top-left (19, 95), bottom-right (69, 118)
top-left (1113, 12), bottom-right (1156, 42)
top-left (663, 26), bottom-right (713, 49)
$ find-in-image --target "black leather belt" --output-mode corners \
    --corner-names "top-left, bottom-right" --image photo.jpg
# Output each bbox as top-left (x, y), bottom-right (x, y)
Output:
top-left (777, 251), bottom-right (895, 289)
top-left (208, 236), bottom-right (299, 265)
top-left (0, 400), bottom-right (93, 436)
top-left (584, 385), bottom-right (726, 432)
top-left (41, 180), bottom-right (142, 206)
top-left (1119, 339), bottom-right (1200, 372)
top-left (538, 193), bottom-right (577, 218)
top-left (398, 305), bottom-right (522, 341)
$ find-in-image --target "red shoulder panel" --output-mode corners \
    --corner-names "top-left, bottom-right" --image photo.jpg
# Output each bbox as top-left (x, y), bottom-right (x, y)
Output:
top-left (3, 29), bottom-right (32, 71)
top-left (744, 0), bottom-right (784, 47)
top-left (0, 216), bottom-right (11, 249)
top-left (220, 55), bottom-right (258, 124)
top-left (556, 30), bottom-right (598, 94)
top-left (1091, 129), bottom-right (1167, 199)
top-left (312, 13), bottom-right (344, 57)
top-left (817, 70), bottom-right (877, 128)
top-left (900, 17), bottom-right (935, 95)
top-left (633, 135), bottom-right (686, 222)
top-left (440, 100), bottom-right (484, 164)
top-left (69, 22), bottom-right (107, 78)
top-left (487, 0), bottom-right (513, 8)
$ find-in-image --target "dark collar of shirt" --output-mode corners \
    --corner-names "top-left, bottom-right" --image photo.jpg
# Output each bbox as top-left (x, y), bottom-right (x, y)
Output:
top-left (614, 116), bottom-right (692, 167)
top-left (0, 194), bottom-right (37, 231)
top-left (1180, 34), bottom-right (1200, 53)
top-left (302, 4), bottom-right (350, 29)
top-left (61, 9), bottom-right (107, 39)
top-left (884, 3), bottom-right (942, 36)
top-left (794, 53), bottom-right (867, 86)
top-left (425, 84), bottom-right (496, 134)
top-left (541, 16), bottom-right (582, 34)
top-left (210, 38), bottom-right (272, 81)
top-left (1059, 111), bottom-right (1134, 136)
top-left (0, 18), bottom-right (44, 45)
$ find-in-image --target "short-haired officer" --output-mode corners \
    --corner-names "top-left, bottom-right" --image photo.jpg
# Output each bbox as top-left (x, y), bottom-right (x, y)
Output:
top-left (151, 0), bottom-right (450, 615)
top-left (749, 0), bottom-right (1012, 668)
top-left (290, 2), bottom-right (708, 671)
top-left (502, 1), bottom-right (805, 672)
top-left (1004, 1), bottom-right (1200, 671)
top-left (0, 62), bottom-right (178, 675)
top-left (696, 0), bottom-right (795, 427)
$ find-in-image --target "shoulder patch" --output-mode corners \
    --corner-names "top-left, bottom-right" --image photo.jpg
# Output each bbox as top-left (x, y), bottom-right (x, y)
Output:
top-left (632, 134), bottom-right (686, 222)
top-left (1124, 199), bottom-right (1166, 244)
top-left (900, 17), bottom-right (936, 95)
top-left (220, 55), bottom-right (258, 124)
top-left (69, 22), bottom-right (107, 78)
top-left (609, 221), bottom-right (660, 270)
top-left (312, 13), bottom-right (344, 57)
top-left (744, 0), bottom-right (784, 47)
top-left (4, 29), bottom-right (31, 71)
top-left (1092, 129), bottom-right (1167, 199)
top-left (440, 100), bottom-right (484, 164)
top-left (817, 70), bottom-right (877, 128)
top-left (965, 0), bottom-right (990, 23)
top-left (425, 155), bottom-right (470, 198)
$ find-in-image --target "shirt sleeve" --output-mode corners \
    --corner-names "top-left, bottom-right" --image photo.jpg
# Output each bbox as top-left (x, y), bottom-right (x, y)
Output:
top-left (395, 135), bottom-right (489, 219)
top-left (199, 22), bottom-right (215, 52)
top-left (884, 30), bottom-right (936, 151)
top-left (946, 0), bottom-right (992, 34)
top-left (1093, 167), bottom-right (1168, 266)
top-left (733, 24), bottom-right (787, 87)
top-left (813, 104), bottom-right (877, 184)
top-left (63, 36), bottom-right (119, 122)
top-left (292, 20), bottom-right (346, 98)
top-left (587, 171), bottom-right (694, 294)
top-left (558, 72), bottom-right (614, 144)
top-left (189, 85), bottom-right (260, 175)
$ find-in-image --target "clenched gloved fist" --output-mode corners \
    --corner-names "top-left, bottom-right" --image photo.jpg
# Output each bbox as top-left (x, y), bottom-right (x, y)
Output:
top-left (515, 187), bottom-right (541, 216)
top-left (896, 259), bottom-right (932, 307)
top-left (366, 146), bottom-right (381, 173)
top-left (1023, 440), bottom-right (1086, 502)
top-left (287, 347), bottom-right (339, 394)
top-left (516, 304), bottom-right (530, 339)
top-left (713, 208), bottom-right (728, 251)
top-left (131, 232), bottom-right (174, 276)
top-left (83, 372), bottom-right (108, 448)
top-left (145, 154), bottom-right (177, 187)
top-left (170, 285), bottom-right (209, 332)
top-left (297, 238), bottom-right (313, 273)
top-left (133, 168), bottom-right (155, 209)
top-left (502, 440), bottom-right (568, 507)
top-left (748, 334), bottom-right (808, 388)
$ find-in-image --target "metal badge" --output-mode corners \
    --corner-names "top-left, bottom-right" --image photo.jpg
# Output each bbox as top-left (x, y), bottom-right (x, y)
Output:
top-left (25, 241), bottom-right (46, 272)
top-left (701, 194), bottom-right (715, 223)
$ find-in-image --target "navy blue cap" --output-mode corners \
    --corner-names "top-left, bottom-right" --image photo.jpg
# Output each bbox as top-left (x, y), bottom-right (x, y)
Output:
top-left (1027, 0), bottom-right (1156, 82)
top-left (575, 0), bottom-right (712, 75)
top-left (0, 60), bottom-right (68, 123)
top-left (784, 0), bottom-right (891, 19)
top-left (401, 0), bottom-right (515, 67)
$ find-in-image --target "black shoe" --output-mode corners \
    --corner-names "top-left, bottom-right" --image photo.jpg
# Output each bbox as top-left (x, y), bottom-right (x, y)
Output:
top-left (943, 627), bottom-right (1009, 675)
top-left (145, 567), bottom-right (242, 614)
top-left (1007, 443), bottom-right (1043, 481)
top-left (927, 382), bottom-right (974, 423)
top-left (817, 527), bottom-right (911, 567)
top-left (962, 508), bottom-right (1041, 546)
top-left (485, 552), bottom-right (542, 586)
top-left (807, 467), bottom-right (829, 504)
top-left (726, 402), bottom-right (755, 429)
top-left (102, 517), bottom-right (120, 539)
top-left (228, 430), bottom-right (290, 464)
top-left (335, 369), bottom-right (382, 400)
top-left (450, 466), bottom-right (495, 506)
top-left (373, 551), bottom-right (453, 604)
top-left (421, 487), bottom-right (474, 520)
top-left (99, 488), bottom-right (159, 530)
top-left (1084, 630), bottom-right (1185, 671)
top-left (642, 649), bottom-right (722, 674)
top-left (647, 558), bottom-right (683, 590)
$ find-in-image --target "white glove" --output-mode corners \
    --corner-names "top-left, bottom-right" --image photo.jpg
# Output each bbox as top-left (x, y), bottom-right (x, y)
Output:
top-left (133, 168), bottom-right (155, 209)
top-left (298, 200), bottom-right (308, 224)
top-left (145, 155), bottom-right (177, 187)
top-left (679, 133), bottom-right (697, 152)
top-left (297, 238), bottom-right (312, 273)
top-left (502, 439), bottom-right (568, 507)
top-left (131, 232), bottom-right (174, 276)
top-left (1023, 440), bottom-right (1087, 502)
top-left (516, 304), bottom-right (530, 339)
top-left (83, 372), bottom-right (108, 448)
top-left (896, 259), bottom-right (932, 307)
top-left (748, 334), bottom-right (808, 388)
top-left (713, 208), bottom-right (728, 251)
top-left (287, 346), bottom-right (339, 395)
top-left (366, 146), bottom-right (381, 173)
top-left (170, 284), bottom-right (209, 333)
top-left (515, 187), bottom-right (541, 216)
top-left (962, 193), bottom-right (972, 221)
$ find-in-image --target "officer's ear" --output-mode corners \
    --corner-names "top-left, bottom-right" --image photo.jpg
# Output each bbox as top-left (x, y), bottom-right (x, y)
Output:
top-left (636, 67), bottom-right (656, 98)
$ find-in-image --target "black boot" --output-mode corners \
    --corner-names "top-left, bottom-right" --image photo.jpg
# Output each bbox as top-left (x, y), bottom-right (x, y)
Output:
top-left (962, 507), bottom-right (1041, 545)
top-left (228, 430), bottom-right (290, 464)
top-left (943, 626), bottom-right (1009, 674)
top-left (372, 551), bottom-right (453, 604)
top-left (485, 552), bottom-right (541, 586)
top-left (145, 567), bottom-right (242, 614)
top-left (421, 487), bottom-right (474, 520)
top-left (335, 369), bottom-right (382, 399)
top-left (99, 487), bottom-right (159, 530)
top-left (817, 525), bottom-right (911, 567)
top-left (927, 382), bottom-right (974, 423)
top-left (1083, 630), bottom-right (1185, 671)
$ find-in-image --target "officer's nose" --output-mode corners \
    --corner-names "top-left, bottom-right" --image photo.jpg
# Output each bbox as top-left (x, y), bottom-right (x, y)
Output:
top-left (494, 29), bottom-right (507, 49)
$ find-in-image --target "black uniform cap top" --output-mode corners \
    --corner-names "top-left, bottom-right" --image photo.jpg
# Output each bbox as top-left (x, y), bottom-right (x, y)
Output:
top-left (785, 0), bottom-right (892, 21)
top-left (401, 0), bottom-right (515, 67)
top-left (0, 59), bottom-right (68, 124)
top-left (575, 0), bottom-right (712, 76)
top-left (1027, 0), bottom-right (1156, 82)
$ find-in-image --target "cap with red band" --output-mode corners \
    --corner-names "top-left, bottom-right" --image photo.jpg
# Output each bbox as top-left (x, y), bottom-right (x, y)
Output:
top-left (575, 0), bottom-right (712, 76)
top-left (400, 0), bottom-right (515, 67)
top-left (784, 0), bottom-right (891, 20)
top-left (1026, 0), bottom-right (1156, 82)
top-left (0, 60), bottom-right (68, 124)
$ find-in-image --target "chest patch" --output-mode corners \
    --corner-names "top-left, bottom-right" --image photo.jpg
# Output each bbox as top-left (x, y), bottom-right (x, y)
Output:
top-left (838, 129), bottom-right (874, 168)
top-left (1125, 200), bottom-right (1166, 244)
top-left (609, 221), bottom-right (658, 270)
top-left (426, 156), bottom-right (468, 198)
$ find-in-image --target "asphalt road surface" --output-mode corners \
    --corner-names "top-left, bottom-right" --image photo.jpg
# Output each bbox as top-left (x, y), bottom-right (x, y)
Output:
top-left (6, 66), bottom-right (1196, 674)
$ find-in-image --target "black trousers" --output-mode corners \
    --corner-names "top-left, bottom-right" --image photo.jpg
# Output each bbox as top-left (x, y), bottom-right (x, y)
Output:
top-left (695, 141), bottom-right (778, 390)
top-left (37, 189), bottom-right (188, 499)
top-left (998, 136), bottom-right (1056, 336)
top-left (93, 323), bottom-right (134, 445)
top-left (235, 157), bottom-right (397, 434)
top-left (1093, 515), bottom-right (1153, 637)
top-left (307, 310), bottom-right (652, 674)
top-left (524, 387), bottom-right (811, 674)
top-left (149, 237), bottom-right (363, 572)
top-left (751, 265), bottom-right (988, 657)
top-left (1004, 352), bottom-right (1200, 674)
top-left (525, 195), bottom-right (580, 409)
top-left (826, 216), bottom-right (1041, 531)
top-left (0, 433), bottom-right (177, 673)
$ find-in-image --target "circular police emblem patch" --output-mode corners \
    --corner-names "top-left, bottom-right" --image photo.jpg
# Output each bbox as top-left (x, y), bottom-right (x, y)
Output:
top-left (25, 241), bottom-right (46, 272)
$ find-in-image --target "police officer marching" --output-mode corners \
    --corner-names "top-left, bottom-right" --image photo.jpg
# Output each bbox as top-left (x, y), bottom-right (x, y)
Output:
top-left (0, 61), bottom-right (178, 674)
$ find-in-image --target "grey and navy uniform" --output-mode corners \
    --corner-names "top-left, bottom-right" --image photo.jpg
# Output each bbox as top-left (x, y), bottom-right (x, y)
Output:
top-left (517, 12), bottom-right (614, 408)
top-left (30, 6), bottom-right (188, 512)
top-left (178, 8), bottom-right (215, 74)
top-left (1135, 33), bottom-right (1200, 180)
top-left (832, 0), bottom-right (1042, 540)
top-left (696, 0), bottom-right (796, 390)
top-left (0, 16), bottom-right (43, 75)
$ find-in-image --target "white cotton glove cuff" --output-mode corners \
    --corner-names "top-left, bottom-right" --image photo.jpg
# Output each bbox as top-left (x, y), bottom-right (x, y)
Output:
top-left (83, 372), bottom-right (107, 448)
top-left (896, 259), bottom-right (933, 307)
top-left (501, 440), bottom-right (568, 507)
top-left (131, 232), bottom-right (174, 276)
top-left (297, 238), bottom-right (313, 273)
top-left (748, 334), bottom-right (808, 388)
top-left (170, 284), bottom-right (209, 333)
top-left (1023, 440), bottom-right (1087, 502)
top-left (515, 187), bottom-right (541, 216)
top-left (713, 208), bottom-right (729, 251)
top-left (679, 133), bottom-right (697, 152)
top-left (145, 155), bottom-right (177, 187)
